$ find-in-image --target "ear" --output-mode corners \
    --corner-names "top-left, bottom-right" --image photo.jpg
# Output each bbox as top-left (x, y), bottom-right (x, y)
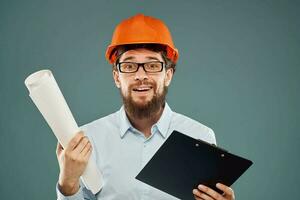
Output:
top-left (164, 68), bottom-right (174, 87)
top-left (113, 70), bottom-right (121, 88)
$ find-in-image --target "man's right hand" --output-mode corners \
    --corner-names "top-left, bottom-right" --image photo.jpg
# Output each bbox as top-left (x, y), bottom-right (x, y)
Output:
top-left (56, 131), bottom-right (92, 196)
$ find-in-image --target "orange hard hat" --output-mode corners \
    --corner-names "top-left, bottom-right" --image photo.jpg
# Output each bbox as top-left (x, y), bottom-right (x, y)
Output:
top-left (105, 13), bottom-right (179, 64)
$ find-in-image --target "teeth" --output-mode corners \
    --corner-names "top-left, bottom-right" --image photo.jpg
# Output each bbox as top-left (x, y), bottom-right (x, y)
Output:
top-left (133, 86), bottom-right (152, 91)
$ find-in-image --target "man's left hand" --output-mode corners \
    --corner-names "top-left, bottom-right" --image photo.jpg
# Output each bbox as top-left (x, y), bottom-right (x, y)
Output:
top-left (193, 183), bottom-right (235, 200)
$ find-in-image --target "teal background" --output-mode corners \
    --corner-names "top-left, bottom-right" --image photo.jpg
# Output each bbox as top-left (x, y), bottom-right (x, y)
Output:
top-left (0, 0), bottom-right (299, 199)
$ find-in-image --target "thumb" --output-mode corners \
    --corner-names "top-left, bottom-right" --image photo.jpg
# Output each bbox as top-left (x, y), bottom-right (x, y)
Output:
top-left (56, 142), bottom-right (64, 157)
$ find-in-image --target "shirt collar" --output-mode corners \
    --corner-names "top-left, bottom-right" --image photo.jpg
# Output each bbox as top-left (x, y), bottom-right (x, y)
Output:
top-left (155, 103), bottom-right (172, 138)
top-left (118, 102), bottom-right (173, 139)
top-left (119, 106), bottom-right (132, 138)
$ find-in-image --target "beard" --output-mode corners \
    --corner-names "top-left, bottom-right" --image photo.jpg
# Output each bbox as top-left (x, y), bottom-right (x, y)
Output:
top-left (120, 80), bottom-right (168, 119)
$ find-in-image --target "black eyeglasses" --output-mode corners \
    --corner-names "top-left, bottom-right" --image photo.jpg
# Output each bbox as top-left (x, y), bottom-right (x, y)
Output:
top-left (117, 61), bottom-right (164, 73)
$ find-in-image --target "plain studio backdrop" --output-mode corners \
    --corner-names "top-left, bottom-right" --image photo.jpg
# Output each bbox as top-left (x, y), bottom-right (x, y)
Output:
top-left (0, 0), bottom-right (299, 199)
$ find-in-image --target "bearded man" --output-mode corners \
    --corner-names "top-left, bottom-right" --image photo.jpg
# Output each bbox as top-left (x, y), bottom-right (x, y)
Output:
top-left (56, 14), bottom-right (235, 200)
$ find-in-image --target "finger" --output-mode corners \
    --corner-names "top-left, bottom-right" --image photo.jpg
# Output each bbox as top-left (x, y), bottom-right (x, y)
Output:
top-left (56, 142), bottom-right (64, 156)
top-left (216, 183), bottom-right (234, 198)
top-left (81, 146), bottom-right (92, 164)
top-left (80, 139), bottom-right (91, 154)
top-left (193, 194), bottom-right (205, 200)
top-left (73, 136), bottom-right (89, 154)
top-left (81, 141), bottom-right (92, 157)
top-left (82, 144), bottom-right (92, 159)
top-left (66, 131), bottom-right (85, 151)
top-left (193, 189), bottom-right (212, 200)
top-left (198, 185), bottom-right (225, 200)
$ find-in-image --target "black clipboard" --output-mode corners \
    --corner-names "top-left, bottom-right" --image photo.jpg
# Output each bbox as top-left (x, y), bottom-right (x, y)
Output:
top-left (136, 130), bottom-right (253, 200)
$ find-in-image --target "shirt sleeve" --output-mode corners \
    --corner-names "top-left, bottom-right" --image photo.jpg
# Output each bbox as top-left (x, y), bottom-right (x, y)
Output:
top-left (56, 180), bottom-right (99, 200)
top-left (56, 182), bottom-right (85, 200)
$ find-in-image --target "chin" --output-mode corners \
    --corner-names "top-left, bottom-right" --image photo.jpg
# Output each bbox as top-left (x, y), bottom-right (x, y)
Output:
top-left (133, 99), bottom-right (152, 107)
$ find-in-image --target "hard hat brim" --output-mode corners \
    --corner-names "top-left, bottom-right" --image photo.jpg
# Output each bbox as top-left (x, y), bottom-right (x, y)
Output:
top-left (105, 42), bottom-right (179, 64)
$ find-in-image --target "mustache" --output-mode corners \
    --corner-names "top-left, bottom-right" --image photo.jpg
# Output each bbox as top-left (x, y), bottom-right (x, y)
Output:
top-left (129, 80), bottom-right (155, 89)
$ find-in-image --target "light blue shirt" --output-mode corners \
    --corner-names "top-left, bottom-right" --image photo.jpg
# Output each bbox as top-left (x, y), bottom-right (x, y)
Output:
top-left (56, 103), bottom-right (216, 200)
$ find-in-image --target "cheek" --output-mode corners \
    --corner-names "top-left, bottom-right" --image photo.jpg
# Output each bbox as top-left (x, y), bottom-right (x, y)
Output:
top-left (119, 78), bottom-right (131, 96)
top-left (120, 84), bottom-right (129, 95)
top-left (156, 78), bottom-right (166, 93)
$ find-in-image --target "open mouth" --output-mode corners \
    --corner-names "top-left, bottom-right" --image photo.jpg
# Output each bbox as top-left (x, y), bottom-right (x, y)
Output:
top-left (132, 86), bottom-right (153, 92)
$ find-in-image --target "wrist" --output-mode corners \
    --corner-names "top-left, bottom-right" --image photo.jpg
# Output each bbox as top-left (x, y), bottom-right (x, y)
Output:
top-left (58, 177), bottom-right (80, 196)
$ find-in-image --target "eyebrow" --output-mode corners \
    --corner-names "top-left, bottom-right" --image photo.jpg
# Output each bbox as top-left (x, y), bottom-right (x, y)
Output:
top-left (145, 56), bottom-right (160, 61)
top-left (121, 56), bottom-right (161, 62)
top-left (122, 56), bottom-right (135, 62)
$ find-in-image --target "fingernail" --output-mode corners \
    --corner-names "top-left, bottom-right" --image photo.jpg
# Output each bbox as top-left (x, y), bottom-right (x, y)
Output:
top-left (192, 189), bottom-right (197, 194)
top-left (198, 184), bottom-right (205, 189)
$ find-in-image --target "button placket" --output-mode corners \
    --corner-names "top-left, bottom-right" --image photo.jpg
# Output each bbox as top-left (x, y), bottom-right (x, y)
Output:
top-left (140, 140), bottom-right (150, 197)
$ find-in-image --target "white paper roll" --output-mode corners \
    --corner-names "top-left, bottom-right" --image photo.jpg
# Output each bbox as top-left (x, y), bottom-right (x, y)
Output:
top-left (25, 69), bottom-right (103, 194)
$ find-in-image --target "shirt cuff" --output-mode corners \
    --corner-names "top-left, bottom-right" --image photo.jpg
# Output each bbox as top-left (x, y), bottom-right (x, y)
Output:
top-left (56, 182), bottom-right (84, 200)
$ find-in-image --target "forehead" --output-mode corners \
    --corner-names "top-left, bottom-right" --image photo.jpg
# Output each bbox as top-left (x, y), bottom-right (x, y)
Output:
top-left (119, 48), bottom-right (163, 62)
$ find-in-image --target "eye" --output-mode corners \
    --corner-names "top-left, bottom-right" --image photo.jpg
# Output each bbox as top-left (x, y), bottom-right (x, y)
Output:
top-left (147, 62), bottom-right (160, 70)
top-left (121, 63), bottom-right (136, 72)
top-left (124, 63), bottom-right (135, 69)
top-left (149, 64), bottom-right (157, 69)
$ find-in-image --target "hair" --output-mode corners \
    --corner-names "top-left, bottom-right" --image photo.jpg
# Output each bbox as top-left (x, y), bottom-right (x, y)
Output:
top-left (111, 43), bottom-right (176, 73)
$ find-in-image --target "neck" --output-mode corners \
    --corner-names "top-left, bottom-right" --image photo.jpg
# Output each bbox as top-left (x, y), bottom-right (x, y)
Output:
top-left (126, 105), bottom-right (164, 138)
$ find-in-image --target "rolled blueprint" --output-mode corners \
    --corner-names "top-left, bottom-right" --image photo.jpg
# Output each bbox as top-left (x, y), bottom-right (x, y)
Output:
top-left (24, 69), bottom-right (102, 194)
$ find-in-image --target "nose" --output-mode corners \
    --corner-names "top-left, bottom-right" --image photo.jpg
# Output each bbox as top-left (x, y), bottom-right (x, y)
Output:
top-left (134, 65), bottom-right (148, 81)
